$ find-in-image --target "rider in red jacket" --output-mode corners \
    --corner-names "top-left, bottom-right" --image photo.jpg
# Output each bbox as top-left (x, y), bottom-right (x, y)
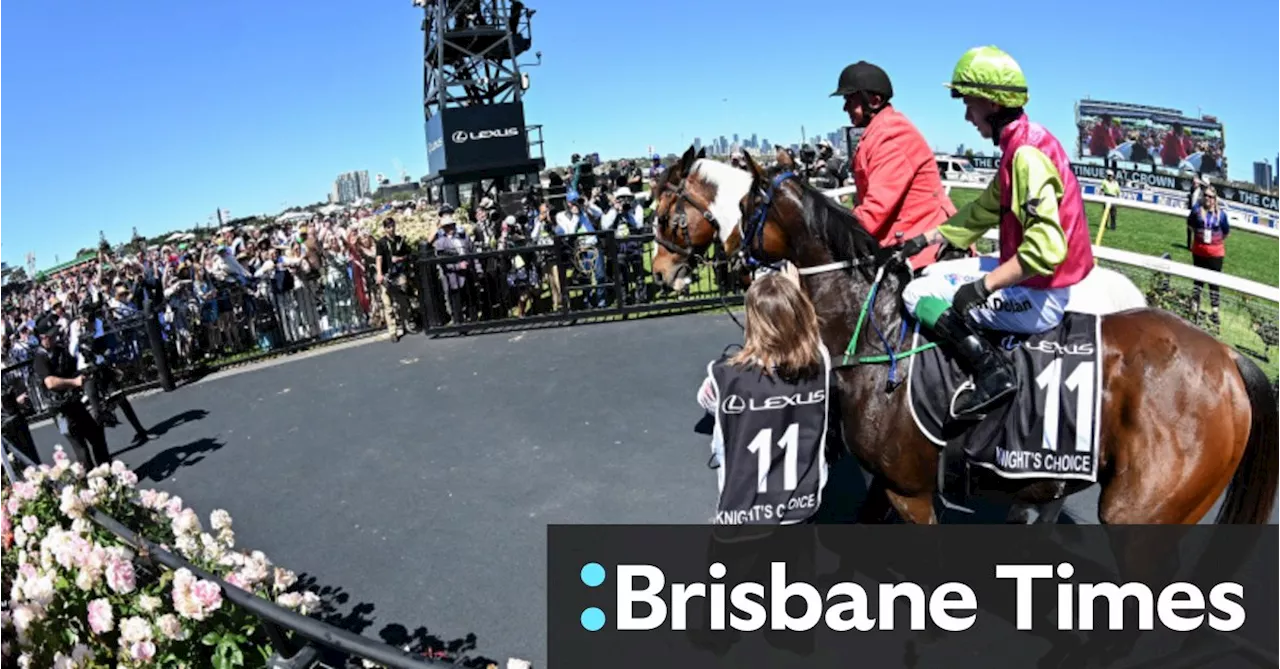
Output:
top-left (833, 61), bottom-right (957, 271)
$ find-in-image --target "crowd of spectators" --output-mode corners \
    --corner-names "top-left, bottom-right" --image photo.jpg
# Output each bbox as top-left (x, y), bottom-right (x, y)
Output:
top-left (1, 206), bottom-right (415, 371)
top-left (2, 155), bottom-right (683, 373)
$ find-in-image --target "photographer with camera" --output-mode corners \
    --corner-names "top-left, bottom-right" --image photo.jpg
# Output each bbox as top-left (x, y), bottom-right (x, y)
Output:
top-left (30, 317), bottom-right (112, 468)
top-left (555, 192), bottom-right (606, 308)
top-left (70, 299), bottom-right (151, 447)
top-left (376, 217), bottom-right (415, 341)
top-left (601, 187), bottom-right (648, 304)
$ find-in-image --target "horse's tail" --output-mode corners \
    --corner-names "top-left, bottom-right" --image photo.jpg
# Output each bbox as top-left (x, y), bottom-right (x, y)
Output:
top-left (1215, 353), bottom-right (1278, 524)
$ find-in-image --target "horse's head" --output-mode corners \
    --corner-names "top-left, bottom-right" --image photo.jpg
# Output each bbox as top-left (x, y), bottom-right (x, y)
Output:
top-left (650, 145), bottom-right (751, 293)
top-left (737, 148), bottom-right (883, 282)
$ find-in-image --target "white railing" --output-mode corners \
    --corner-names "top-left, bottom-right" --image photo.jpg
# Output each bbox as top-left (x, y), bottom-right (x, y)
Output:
top-left (821, 181), bottom-right (1279, 304)
top-left (1076, 179), bottom-right (1279, 231)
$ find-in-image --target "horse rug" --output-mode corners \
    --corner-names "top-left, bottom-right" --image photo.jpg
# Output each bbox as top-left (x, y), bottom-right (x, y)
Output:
top-left (906, 312), bottom-right (1102, 483)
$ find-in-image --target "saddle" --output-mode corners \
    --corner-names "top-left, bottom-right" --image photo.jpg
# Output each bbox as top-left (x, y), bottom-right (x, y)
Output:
top-left (906, 312), bottom-right (1103, 508)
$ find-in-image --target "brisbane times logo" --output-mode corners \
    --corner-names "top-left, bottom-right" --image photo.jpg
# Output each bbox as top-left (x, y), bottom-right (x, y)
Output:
top-left (569, 560), bottom-right (1247, 634)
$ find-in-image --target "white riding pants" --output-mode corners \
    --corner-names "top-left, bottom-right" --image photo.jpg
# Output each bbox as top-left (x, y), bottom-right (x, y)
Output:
top-left (902, 256), bottom-right (1070, 335)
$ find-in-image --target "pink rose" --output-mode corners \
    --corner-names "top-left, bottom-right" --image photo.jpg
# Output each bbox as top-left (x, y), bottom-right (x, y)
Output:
top-left (156, 614), bottom-right (186, 640)
top-left (224, 572), bottom-right (251, 592)
top-left (191, 580), bottom-right (223, 612)
top-left (164, 496), bottom-right (184, 518)
top-left (137, 489), bottom-right (157, 509)
top-left (129, 641), bottom-right (156, 663)
top-left (21, 516), bottom-right (37, 534)
top-left (87, 598), bottom-right (114, 634)
top-left (106, 558), bottom-right (136, 594)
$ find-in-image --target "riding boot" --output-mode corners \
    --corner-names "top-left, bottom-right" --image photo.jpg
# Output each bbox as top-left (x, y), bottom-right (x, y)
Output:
top-left (931, 308), bottom-right (1017, 418)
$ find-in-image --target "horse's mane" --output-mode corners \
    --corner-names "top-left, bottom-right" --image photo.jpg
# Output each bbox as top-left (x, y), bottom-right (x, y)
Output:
top-left (778, 170), bottom-right (882, 268)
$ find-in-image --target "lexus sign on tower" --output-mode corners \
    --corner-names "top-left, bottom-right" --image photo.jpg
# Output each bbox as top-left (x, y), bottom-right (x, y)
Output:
top-left (425, 102), bottom-right (530, 178)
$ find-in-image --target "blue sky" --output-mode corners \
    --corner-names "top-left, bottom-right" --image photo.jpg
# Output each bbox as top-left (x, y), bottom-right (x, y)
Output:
top-left (3, 0), bottom-right (1277, 270)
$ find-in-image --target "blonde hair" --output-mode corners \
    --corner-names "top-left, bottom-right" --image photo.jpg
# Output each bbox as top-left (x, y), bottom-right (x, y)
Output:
top-left (729, 272), bottom-right (823, 378)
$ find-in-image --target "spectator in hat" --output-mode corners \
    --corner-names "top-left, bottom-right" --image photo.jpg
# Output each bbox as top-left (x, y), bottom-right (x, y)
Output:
top-left (602, 187), bottom-right (647, 304)
top-left (555, 193), bottom-right (606, 308)
top-left (648, 154), bottom-right (666, 181)
top-left (433, 207), bottom-right (476, 325)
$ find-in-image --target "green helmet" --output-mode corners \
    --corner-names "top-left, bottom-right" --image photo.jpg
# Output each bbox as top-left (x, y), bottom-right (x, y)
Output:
top-left (945, 46), bottom-right (1028, 108)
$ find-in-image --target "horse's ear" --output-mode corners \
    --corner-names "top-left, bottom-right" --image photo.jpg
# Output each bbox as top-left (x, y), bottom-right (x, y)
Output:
top-left (696, 146), bottom-right (707, 159)
top-left (775, 148), bottom-right (795, 170)
top-left (741, 150), bottom-right (767, 182)
top-left (678, 145), bottom-right (697, 173)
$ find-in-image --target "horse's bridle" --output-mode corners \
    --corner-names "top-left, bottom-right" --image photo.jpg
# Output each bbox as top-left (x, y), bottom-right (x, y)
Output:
top-left (738, 170), bottom-right (799, 268)
top-left (652, 177), bottom-right (722, 262)
top-left (654, 169), bottom-right (798, 273)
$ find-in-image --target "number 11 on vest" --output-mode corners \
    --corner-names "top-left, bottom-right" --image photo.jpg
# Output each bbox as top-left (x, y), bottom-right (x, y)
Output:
top-left (747, 423), bottom-right (800, 493)
top-left (1036, 358), bottom-right (1095, 454)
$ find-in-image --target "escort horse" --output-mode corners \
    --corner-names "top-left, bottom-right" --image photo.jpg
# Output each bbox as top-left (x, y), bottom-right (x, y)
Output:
top-left (651, 145), bottom-right (1277, 525)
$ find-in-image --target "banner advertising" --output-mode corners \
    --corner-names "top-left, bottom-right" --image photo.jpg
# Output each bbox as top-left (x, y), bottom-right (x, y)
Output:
top-left (442, 102), bottom-right (529, 174)
top-left (967, 155), bottom-right (998, 170)
top-left (425, 102), bottom-right (530, 180)
top-left (948, 155), bottom-right (1277, 212)
top-left (549, 524), bottom-right (1276, 668)
top-left (1075, 99), bottom-right (1226, 178)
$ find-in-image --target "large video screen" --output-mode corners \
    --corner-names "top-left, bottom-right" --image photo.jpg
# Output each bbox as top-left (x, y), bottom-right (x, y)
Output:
top-left (1076, 100), bottom-right (1226, 177)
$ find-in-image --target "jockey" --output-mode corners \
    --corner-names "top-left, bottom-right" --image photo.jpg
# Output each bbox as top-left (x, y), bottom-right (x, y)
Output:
top-left (832, 60), bottom-right (957, 271)
top-left (895, 46), bottom-right (1095, 417)
top-left (696, 270), bottom-right (830, 526)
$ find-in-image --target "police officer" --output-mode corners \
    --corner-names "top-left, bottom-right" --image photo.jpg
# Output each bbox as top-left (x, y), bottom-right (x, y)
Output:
top-left (696, 271), bottom-right (831, 527)
top-left (30, 317), bottom-right (111, 468)
top-left (72, 304), bottom-right (151, 446)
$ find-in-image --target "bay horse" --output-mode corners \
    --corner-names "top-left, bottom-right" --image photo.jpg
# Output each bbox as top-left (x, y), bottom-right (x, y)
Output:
top-left (657, 145), bottom-right (1277, 525)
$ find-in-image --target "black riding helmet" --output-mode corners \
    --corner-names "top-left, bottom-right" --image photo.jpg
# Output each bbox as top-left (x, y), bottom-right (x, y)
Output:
top-left (830, 61), bottom-right (893, 99)
top-left (831, 61), bottom-right (893, 125)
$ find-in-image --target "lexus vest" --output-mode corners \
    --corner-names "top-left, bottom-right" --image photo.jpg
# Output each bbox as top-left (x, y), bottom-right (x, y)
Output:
top-left (709, 345), bottom-right (831, 526)
top-left (998, 115), bottom-right (1094, 290)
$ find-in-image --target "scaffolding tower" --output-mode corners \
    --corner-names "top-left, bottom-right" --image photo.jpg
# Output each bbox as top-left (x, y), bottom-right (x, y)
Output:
top-left (419, 0), bottom-right (545, 210)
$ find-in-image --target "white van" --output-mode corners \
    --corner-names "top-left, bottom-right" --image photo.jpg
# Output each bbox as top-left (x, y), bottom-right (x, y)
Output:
top-left (936, 156), bottom-right (984, 183)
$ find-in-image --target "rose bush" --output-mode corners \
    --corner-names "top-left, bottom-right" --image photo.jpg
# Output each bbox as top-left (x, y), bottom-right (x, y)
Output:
top-left (2, 447), bottom-right (323, 668)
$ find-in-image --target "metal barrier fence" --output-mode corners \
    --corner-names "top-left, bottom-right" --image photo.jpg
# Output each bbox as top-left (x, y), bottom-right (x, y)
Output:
top-left (158, 268), bottom-right (380, 378)
top-left (415, 230), bottom-right (745, 336)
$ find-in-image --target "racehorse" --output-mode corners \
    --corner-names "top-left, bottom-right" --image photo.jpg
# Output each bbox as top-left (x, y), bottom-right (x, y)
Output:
top-left (655, 145), bottom-right (1277, 525)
